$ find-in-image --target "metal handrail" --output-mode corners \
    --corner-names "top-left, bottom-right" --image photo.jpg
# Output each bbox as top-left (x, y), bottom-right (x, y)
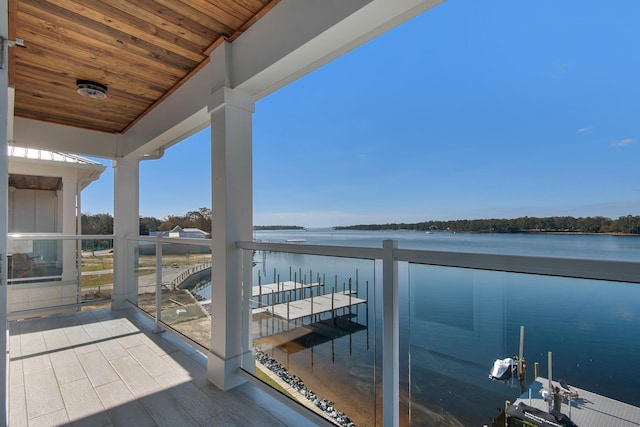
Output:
top-left (238, 240), bottom-right (640, 284)
top-left (132, 235), bottom-right (211, 247)
top-left (8, 233), bottom-right (115, 240)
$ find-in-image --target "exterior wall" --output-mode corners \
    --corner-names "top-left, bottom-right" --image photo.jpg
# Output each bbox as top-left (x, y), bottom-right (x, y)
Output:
top-left (9, 188), bottom-right (58, 232)
top-left (6, 161), bottom-right (101, 317)
top-left (7, 281), bottom-right (77, 314)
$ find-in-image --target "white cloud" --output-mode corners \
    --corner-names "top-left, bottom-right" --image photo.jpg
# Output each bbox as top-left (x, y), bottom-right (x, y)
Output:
top-left (613, 138), bottom-right (633, 147)
top-left (577, 127), bottom-right (591, 133)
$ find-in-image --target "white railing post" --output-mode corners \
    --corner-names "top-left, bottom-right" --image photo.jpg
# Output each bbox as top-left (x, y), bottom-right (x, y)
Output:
top-left (153, 235), bottom-right (164, 333)
top-left (76, 237), bottom-right (83, 305)
top-left (382, 239), bottom-right (399, 426)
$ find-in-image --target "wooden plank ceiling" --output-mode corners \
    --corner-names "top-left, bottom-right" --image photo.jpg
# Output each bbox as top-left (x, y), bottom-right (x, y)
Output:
top-left (8, 0), bottom-right (279, 134)
top-left (9, 174), bottom-right (62, 191)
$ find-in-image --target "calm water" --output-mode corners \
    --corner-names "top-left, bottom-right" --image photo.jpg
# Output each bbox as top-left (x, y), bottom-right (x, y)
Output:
top-left (235, 230), bottom-right (640, 425)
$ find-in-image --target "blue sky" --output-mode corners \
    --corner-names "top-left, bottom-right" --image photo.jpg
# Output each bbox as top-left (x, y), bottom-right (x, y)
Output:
top-left (83, 0), bottom-right (639, 228)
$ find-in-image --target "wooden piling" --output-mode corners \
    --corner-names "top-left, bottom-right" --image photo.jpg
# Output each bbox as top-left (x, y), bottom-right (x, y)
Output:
top-left (349, 278), bottom-right (352, 315)
top-left (342, 282), bottom-right (346, 315)
top-left (271, 290), bottom-right (275, 333)
top-left (518, 326), bottom-right (525, 379)
top-left (505, 400), bottom-right (510, 427)
top-left (331, 286), bottom-right (335, 325)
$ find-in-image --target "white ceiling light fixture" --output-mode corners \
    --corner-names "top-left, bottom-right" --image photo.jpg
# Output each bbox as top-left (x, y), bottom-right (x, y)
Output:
top-left (76, 80), bottom-right (108, 99)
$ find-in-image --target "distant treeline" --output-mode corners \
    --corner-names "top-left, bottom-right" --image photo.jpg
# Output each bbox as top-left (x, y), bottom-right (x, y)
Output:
top-left (253, 225), bottom-right (305, 230)
top-left (334, 215), bottom-right (640, 234)
top-left (81, 210), bottom-right (304, 241)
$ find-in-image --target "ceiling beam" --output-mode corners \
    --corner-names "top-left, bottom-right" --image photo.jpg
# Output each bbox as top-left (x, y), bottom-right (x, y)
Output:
top-left (231, 0), bottom-right (444, 98)
top-left (13, 0), bottom-right (443, 160)
top-left (12, 117), bottom-right (119, 159)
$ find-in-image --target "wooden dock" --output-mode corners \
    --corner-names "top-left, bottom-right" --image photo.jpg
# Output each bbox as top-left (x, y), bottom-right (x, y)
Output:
top-left (254, 316), bottom-right (367, 352)
top-left (511, 377), bottom-right (640, 426)
top-left (253, 290), bottom-right (366, 321)
top-left (252, 280), bottom-right (321, 298)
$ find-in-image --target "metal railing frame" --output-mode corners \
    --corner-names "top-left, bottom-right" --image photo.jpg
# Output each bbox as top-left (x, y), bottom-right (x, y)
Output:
top-left (14, 234), bottom-right (637, 426)
top-left (6, 234), bottom-right (115, 317)
top-left (237, 239), bottom-right (640, 425)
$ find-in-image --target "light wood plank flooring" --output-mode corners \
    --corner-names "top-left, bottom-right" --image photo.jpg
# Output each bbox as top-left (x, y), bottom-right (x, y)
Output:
top-left (9, 308), bottom-right (318, 426)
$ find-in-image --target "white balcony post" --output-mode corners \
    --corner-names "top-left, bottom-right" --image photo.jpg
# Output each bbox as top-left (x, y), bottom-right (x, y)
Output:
top-left (382, 239), bottom-right (399, 427)
top-left (207, 83), bottom-right (254, 390)
top-left (59, 174), bottom-right (77, 282)
top-left (153, 235), bottom-right (164, 333)
top-left (112, 155), bottom-right (140, 309)
top-left (0, 6), bottom-right (10, 420)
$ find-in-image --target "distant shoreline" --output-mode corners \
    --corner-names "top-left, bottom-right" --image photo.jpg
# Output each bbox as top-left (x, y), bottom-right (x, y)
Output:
top-left (254, 225), bottom-right (304, 231)
top-left (329, 229), bottom-right (639, 237)
top-left (331, 215), bottom-right (639, 235)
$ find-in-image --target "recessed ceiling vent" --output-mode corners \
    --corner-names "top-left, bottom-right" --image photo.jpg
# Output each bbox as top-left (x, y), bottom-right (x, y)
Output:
top-left (76, 80), bottom-right (108, 99)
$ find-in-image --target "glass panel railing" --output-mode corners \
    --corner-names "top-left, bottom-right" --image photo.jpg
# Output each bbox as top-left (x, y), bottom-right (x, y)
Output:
top-left (131, 238), bottom-right (159, 317)
top-left (79, 240), bottom-right (115, 305)
top-left (406, 263), bottom-right (640, 426)
top-left (159, 242), bottom-right (211, 349)
top-left (130, 237), bottom-right (212, 349)
top-left (246, 249), bottom-right (379, 426)
top-left (8, 238), bottom-right (63, 282)
top-left (7, 234), bottom-right (114, 317)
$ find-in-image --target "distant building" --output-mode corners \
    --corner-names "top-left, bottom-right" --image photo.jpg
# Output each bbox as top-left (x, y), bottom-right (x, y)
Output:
top-left (8, 146), bottom-right (105, 235)
top-left (144, 226), bottom-right (211, 255)
top-left (7, 146), bottom-right (106, 314)
top-left (168, 225), bottom-right (211, 239)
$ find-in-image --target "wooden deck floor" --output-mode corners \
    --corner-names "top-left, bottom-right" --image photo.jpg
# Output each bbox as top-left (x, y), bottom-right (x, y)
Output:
top-left (8, 307), bottom-right (321, 427)
top-left (512, 377), bottom-right (640, 426)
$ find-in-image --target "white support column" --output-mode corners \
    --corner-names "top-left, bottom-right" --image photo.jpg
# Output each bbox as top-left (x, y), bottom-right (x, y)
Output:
top-left (207, 85), bottom-right (254, 390)
top-left (59, 174), bottom-right (77, 282)
top-left (112, 155), bottom-right (140, 309)
top-left (1, 3), bottom-right (12, 421)
top-left (382, 239), bottom-right (399, 427)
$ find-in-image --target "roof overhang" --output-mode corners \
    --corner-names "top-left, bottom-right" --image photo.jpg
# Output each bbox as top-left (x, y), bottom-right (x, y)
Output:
top-left (8, 146), bottom-right (107, 191)
top-left (10, 0), bottom-right (444, 160)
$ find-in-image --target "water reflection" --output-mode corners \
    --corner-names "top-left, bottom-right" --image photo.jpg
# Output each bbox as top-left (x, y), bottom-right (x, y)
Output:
top-left (252, 251), bottom-right (379, 426)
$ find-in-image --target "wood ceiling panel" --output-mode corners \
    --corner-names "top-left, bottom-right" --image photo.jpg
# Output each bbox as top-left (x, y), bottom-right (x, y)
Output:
top-left (103, 0), bottom-right (213, 47)
top-left (152, 0), bottom-right (235, 39)
top-left (44, 0), bottom-right (205, 62)
top-left (15, 71), bottom-right (148, 118)
top-left (15, 65), bottom-right (157, 112)
top-left (18, 2), bottom-right (197, 76)
top-left (10, 0), bottom-right (280, 134)
top-left (9, 174), bottom-right (63, 191)
top-left (189, 3), bottom-right (245, 29)
top-left (15, 21), bottom-right (184, 94)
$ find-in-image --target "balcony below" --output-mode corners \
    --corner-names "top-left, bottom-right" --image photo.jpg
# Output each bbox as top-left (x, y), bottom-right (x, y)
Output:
top-left (8, 307), bottom-right (315, 427)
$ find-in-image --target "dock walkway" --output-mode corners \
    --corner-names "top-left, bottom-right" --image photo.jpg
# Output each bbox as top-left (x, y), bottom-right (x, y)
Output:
top-left (512, 377), bottom-right (640, 426)
top-left (253, 291), bottom-right (366, 321)
top-left (252, 280), bottom-right (321, 298)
